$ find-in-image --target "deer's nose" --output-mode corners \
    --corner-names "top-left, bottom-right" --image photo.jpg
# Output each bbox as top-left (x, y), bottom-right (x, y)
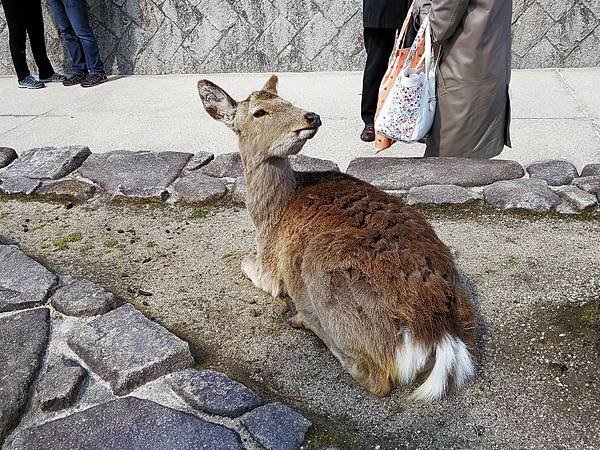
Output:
top-left (305, 112), bottom-right (322, 128)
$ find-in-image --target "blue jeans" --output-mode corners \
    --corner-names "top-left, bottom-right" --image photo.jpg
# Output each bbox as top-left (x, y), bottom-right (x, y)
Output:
top-left (49, 0), bottom-right (104, 75)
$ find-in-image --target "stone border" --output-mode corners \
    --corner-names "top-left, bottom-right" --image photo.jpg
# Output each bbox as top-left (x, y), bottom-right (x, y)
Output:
top-left (0, 244), bottom-right (311, 449)
top-left (0, 146), bottom-right (598, 214)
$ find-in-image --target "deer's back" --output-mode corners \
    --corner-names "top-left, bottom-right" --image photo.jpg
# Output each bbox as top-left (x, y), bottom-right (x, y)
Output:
top-left (280, 170), bottom-right (448, 261)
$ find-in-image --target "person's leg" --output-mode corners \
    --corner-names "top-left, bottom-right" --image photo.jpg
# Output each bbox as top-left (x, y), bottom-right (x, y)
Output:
top-left (48, 0), bottom-right (87, 75)
top-left (1, 0), bottom-right (31, 81)
top-left (25, 0), bottom-right (56, 79)
top-left (361, 28), bottom-right (396, 128)
top-left (61, 0), bottom-right (105, 75)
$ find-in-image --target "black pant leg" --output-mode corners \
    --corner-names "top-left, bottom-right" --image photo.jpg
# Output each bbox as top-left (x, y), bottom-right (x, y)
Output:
top-left (361, 27), bottom-right (396, 125)
top-left (26, 0), bottom-right (54, 78)
top-left (1, 0), bottom-right (30, 80)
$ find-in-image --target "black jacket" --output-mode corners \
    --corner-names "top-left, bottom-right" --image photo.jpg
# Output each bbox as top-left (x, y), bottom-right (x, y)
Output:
top-left (363, 0), bottom-right (410, 29)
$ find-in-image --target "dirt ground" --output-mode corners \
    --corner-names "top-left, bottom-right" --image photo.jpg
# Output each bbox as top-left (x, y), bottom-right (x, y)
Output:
top-left (1, 197), bottom-right (599, 449)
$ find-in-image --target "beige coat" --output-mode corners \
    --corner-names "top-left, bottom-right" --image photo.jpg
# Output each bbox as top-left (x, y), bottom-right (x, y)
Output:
top-left (415, 0), bottom-right (512, 158)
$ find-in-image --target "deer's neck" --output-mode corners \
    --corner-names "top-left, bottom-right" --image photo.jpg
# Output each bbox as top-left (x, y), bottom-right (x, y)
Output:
top-left (243, 154), bottom-right (296, 237)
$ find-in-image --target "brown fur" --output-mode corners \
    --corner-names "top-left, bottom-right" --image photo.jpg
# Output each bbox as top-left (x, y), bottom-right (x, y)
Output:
top-left (197, 76), bottom-right (477, 398)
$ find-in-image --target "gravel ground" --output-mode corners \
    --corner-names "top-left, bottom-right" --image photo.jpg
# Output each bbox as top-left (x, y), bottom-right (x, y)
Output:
top-left (1, 198), bottom-right (599, 449)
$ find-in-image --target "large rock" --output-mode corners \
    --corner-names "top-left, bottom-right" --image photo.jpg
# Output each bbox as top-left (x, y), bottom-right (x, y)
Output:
top-left (0, 177), bottom-right (41, 195)
top-left (170, 369), bottom-right (263, 418)
top-left (241, 403), bottom-right (311, 450)
top-left (7, 397), bottom-right (243, 450)
top-left (555, 186), bottom-right (598, 213)
top-left (525, 160), bottom-right (578, 186)
top-left (0, 147), bottom-right (17, 169)
top-left (50, 278), bottom-right (119, 317)
top-left (0, 309), bottom-right (50, 446)
top-left (346, 157), bottom-right (525, 190)
top-left (571, 176), bottom-right (600, 199)
top-left (483, 179), bottom-right (561, 212)
top-left (580, 163), bottom-right (600, 177)
top-left (36, 358), bottom-right (87, 412)
top-left (290, 154), bottom-right (340, 172)
top-left (200, 152), bottom-right (244, 178)
top-left (405, 184), bottom-right (479, 205)
top-left (0, 245), bottom-right (57, 312)
top-left (36, 179), bottom-right (96, 203)
top-left (67, 304), bottom-right (194, 395)
top-left (172, 171), bottom-right (227, 204)
top-left (184, 151), bottom-right (214, 171)
top-left (77, 151), bottom-right (192, 201)
top-left (0, 146), bottom-right (90, 180)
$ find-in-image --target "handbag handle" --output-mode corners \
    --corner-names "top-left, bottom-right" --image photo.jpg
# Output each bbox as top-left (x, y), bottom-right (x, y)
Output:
top-left (396, 1), bottom-right (416, 51)
top-left (401, 15), bottom-right (428, 74)
top-left (400, 15), bottom-right (438, 76)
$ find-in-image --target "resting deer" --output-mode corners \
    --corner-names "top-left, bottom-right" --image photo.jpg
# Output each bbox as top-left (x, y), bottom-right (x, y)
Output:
top-left (197, 76), bottom-right (477, 400)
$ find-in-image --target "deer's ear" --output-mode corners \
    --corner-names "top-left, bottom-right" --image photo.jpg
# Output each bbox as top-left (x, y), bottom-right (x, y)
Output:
top-left (197, 80), bottom-right (238, 127)
top-left (262, 74), bottom-right (278, 95)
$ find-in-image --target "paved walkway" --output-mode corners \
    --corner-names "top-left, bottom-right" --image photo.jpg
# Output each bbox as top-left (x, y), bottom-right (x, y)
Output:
top-left (0, 244), bottom-right (310, 449)
top-left (1, 68), bottom-right (599, 171)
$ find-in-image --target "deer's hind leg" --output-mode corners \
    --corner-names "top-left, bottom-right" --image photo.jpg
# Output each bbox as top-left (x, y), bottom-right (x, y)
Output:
top-left (289, 293), bottom-right (391, 397)
top-left (288, 308), bottom-right (356, 370)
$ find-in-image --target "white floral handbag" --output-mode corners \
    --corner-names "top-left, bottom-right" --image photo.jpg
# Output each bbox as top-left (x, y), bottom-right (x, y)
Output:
top-left (375, 15), bottom-right (436, 144)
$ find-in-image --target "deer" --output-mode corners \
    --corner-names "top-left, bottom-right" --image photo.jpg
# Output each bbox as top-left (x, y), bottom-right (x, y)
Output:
top-left (197, 75), bottom-right (477, 401)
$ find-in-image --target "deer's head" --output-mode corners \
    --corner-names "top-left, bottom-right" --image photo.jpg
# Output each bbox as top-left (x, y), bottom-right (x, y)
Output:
top-left (197, 75), bottom-right (321, 167)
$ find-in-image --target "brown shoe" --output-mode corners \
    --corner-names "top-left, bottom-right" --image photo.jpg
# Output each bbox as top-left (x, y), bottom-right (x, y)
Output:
top-left (360, 124), bottom-right (375, 142)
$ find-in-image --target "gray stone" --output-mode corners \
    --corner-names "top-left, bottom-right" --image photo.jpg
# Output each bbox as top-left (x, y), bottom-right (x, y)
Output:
top-left (36, 359), bottom-right (87, 412)
top-left (200, 152), bottom-right (244, 178)
top-left (67, 304), bottom-right (194, 395)
top-left (571, 176), bottom-right (600, 198)
top-left (511, 2), bottom-right (555, 57)
top-left (290, 154), bottom-right (340, 172)
top-left (113, 185), bottom-right (170, 202)
top-left (0, 147), bottom-right (17, 169)
top-left (77, 151), bottom-right (192, 201)
top-left (231, 176), bottom-right (246, 204)
top-left (384, 190), bottom-right (408, 198)
top-left (0, 146), bottom-right (90, 180)
top-left (0, 309), bottom-right (50, 446)
top-left (555, 185), bottom-right (598, 212)
top-left (581, 163), bottom-right (600, 177)
top-left (483, 179), bottom-right (561, 212)
top-left (346, 157), bottom-right (525, 190)
top-left (172, 171), bottom-right (227, 204)
top-left (0, 177), bottom-right (41, 195)
top-left (241, 402), bottom-right (311, 450)
top-left (36, 179), bottom-right (96, 203)
top-left (185, 151), bottom-right (214, 171)
top-left (405, 184), bottom-right (479, 206)
top-left (170, 369), bottom-right (263, 418)
top-left (555, 201), bottom-right (579, 215)
top-left (50, 278), bottom-right (119, 317)
top-left (525, 160), bottom-right (579, 185)
top-left (546, 2), bottom-right (597, 55)
top-left (8, 397), bottom-right (243, 450)
top-left (0, 245), bottom-right (57, 312)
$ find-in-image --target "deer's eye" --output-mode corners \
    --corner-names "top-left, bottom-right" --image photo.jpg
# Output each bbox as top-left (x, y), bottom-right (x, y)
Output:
top-left (253, 109), bottom-right (269, 118)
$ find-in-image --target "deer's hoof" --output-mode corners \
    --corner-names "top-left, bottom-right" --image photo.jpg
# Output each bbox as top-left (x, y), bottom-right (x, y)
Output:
top-left (287, 315), bottom-right (305, 329)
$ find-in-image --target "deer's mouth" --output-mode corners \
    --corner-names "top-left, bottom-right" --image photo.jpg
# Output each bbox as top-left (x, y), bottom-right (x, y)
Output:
top-left (295, 127), bottom-right (319, 140)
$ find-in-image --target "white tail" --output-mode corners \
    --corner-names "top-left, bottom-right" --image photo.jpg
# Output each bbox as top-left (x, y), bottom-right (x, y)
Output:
top-left (396, 330), bottom-right (476, 401)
